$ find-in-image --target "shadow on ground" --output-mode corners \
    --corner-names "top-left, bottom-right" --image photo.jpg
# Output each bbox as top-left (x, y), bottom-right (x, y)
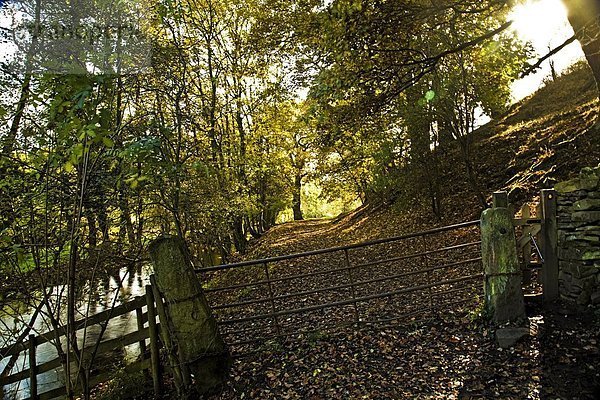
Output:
top-left (207, 300), bottom-right (599, 399)
top-left (460, 301), bottom-right (599, 399)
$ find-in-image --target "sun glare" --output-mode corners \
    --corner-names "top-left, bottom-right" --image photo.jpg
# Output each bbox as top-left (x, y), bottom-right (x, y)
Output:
top-left (511, 0), bottom-right (570, 42)
top-left (509, 0), bottom-right (585, 100)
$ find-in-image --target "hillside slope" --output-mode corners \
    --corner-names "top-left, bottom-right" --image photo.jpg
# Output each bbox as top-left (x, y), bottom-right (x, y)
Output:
top-left (470, 62), bottom-right (599, 205)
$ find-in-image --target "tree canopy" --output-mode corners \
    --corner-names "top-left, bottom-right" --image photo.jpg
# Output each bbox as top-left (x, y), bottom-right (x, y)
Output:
top-left (0, 0), bottom-right (535, 268)
top-left (3, 0), bottom-right (591, 397)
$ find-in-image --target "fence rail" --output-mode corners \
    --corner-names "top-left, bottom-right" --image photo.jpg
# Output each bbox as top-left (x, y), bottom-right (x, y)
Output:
top-left (0, 292), bottom-right (159, 400)
top-left (0, 296), bottom-right (146, 359)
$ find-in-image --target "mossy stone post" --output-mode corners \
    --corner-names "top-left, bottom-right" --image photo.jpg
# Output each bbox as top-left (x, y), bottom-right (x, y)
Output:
top-left (481, 192), bottom-right (526, 324)
top-left (149, 236), bottom-right (230, 395)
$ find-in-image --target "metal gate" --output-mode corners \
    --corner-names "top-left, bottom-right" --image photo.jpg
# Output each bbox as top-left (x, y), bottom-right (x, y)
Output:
top-left (510, 189), bottom-right (558, 303)
top-left (196, 221), bottom-right (484, 357)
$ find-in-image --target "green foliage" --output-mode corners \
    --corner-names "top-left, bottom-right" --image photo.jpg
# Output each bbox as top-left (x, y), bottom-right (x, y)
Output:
top-left (307, 329), bottom-right (328, 344)
top-left (467, 295), bottom-right (490, 324)
top-left (0, 0), bottom-right (533, 263)
top-left (0, 0), bottom-right (529, 294)
top-left (278, 181), bottom-right (359, 222)
top-left (298, 1), bottom-right (531, 209)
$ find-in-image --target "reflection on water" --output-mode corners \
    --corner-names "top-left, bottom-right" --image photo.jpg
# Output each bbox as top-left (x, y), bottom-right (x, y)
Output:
top-left (0, 262), bottom-right (153, 400)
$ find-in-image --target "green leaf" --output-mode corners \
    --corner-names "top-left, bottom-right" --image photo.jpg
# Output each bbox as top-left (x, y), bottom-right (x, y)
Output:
top-left (73, 143), bottom-right (84, 159)
top-left (102, 136), bottom-right (115, 148)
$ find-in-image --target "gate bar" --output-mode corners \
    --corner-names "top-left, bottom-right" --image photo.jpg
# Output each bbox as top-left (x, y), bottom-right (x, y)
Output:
top-left (219, 273), bottom-right (482, 326)
top-left (212, 257), bottom-right (482, 311)
top-left (204, 241), bottom-right (481, 294)
top-left (196, 220), bottom-right (480, 273)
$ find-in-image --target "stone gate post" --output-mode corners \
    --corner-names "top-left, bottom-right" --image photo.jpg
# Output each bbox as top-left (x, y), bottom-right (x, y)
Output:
top-left (481, 192), bottom-right (526, 324)
top-left (149, 236), bottom-right (230, 395)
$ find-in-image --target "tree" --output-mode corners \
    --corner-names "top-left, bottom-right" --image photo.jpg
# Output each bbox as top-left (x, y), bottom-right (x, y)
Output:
top-left (430, 28), bottom-right (531, 208)
top-left (299, 1), bottom-right (512, 121)
top-left (301, 0), bottom-right (528, 210)
top-left (562, 0), bottom-right (600, 95)
top-left (289, 131), bottom-right (309, 221)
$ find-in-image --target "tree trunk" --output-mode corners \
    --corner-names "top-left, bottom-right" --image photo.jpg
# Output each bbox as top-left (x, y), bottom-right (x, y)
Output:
top-left (118, 190), bottom-right (136, 248)
top-left (292, 172), bottom-right (303, 221)
top-left (458, 136), bottom-right (488, 209)
top-left (2, 0), bottom-right (41, 155)
top-left (264, 209), bottom-right (277, 229)
top-left (232, 217), bottom-right (247, 254)
top-left (85, 209), bottom-right (98, 248)
top-left (97, 203), bottom-right (109, 243)
top-left (563, 0), bottom-right (600, 96)
top-left (0, 0), bottom-right (41, 235)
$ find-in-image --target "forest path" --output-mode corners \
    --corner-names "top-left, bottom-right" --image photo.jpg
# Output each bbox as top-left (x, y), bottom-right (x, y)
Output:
top-left (202, 64), bottom-right (600, 397)
top-left (201, 209), bottom-right (600, 400)
top-left (243, 206), bottom-right (430, 262)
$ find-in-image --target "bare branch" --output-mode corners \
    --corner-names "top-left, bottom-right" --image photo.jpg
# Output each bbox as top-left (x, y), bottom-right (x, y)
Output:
top-left (521, 35), bottom-right (577, 78)
top-left (431, 20), bottom-right (514, 63)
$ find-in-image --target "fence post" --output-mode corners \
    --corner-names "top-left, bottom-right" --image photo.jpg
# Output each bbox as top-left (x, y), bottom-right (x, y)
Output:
top-left (481, 191), bottom-right (526, 324)
top-left (28, 335), bottom-right (38, 400)
top-left (135, 307), bottom-right (147, 357)
top-left (541, 189), bottom-right (559, 303)
top-left (149, 275), bottom-right (186, 393)
top-left (520, 204), bottom-right (533, 285)
top-left (145, 285), bottom-right (162, 397)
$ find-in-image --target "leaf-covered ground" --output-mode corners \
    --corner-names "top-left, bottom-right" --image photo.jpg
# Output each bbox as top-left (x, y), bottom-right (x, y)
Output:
top-left (195, 213), bottom-right (600, 400)
top-left (207, 303), bottom-right (599, 400)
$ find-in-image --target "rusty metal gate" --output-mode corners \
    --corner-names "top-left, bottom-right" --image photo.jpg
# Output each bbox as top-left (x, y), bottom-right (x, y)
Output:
top-left (196, 221), bottom-right (484, 357)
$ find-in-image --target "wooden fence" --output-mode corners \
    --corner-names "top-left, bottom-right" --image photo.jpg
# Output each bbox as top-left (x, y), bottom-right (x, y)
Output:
top-left (0, 283), bottom-right (164, 400)
top-left (510, 189), bottom-right (558, 303)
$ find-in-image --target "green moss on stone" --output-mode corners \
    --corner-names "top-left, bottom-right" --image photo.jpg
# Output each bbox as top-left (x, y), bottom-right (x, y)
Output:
top-left (582, 250), bottom-right (600, 261)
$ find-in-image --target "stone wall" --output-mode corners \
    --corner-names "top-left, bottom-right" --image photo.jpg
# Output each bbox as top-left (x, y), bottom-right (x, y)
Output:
top-left (555, 165), bottom-right (600, 306)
